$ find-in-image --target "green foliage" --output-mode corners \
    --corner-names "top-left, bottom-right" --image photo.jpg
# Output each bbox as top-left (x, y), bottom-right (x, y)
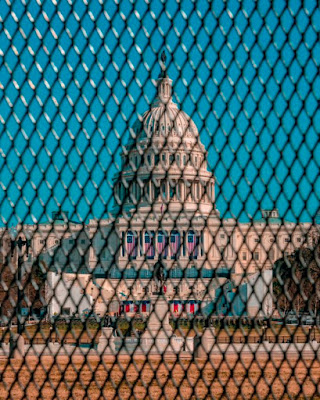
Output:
top-left (117, 319), bottom-right (130, 336)
top-left (273, 245), bottom-right (320, 316)
top-left (133, 320), bottom-right (145, 331)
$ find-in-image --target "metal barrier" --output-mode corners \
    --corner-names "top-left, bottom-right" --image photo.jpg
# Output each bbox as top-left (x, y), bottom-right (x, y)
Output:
top-left (0, 1), bottom-right (320, 398)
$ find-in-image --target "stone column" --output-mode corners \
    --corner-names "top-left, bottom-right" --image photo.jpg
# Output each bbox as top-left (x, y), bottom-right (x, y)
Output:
top-left (155, 231), bottom-right (159, 259)
top-left (167, 231), bottom-right (171, 260)
top-left (142, 230), bottom-right (145, 258)
top-left (123, 231), bottom-right (127, 258)
top-left (137, 231), bottom-right (141, 257)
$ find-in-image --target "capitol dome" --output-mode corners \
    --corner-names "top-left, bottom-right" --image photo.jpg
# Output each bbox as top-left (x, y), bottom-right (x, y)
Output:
top-left (113, 64), bottom-right (216, 219)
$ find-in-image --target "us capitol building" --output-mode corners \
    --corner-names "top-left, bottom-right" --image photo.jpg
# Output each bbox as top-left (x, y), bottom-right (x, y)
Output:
top-left (4, 60), bottom-right (315, 320)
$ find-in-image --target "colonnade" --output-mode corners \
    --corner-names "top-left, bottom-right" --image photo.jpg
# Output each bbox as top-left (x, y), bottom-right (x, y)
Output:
top-left (115, 179), bottom-right (215, 205)
top-left (120, 230), bottom-right (205, 260)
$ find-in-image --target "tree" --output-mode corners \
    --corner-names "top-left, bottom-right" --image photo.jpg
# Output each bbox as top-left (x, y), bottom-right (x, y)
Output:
top-left (273, 240), bottom-right (320, 316)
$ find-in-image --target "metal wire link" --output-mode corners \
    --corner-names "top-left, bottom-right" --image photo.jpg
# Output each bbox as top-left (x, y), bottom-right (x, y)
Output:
top-left (0, 1), bottom-right (320, 399)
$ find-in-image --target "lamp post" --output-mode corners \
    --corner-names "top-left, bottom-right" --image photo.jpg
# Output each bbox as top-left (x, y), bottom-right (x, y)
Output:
top-left (9, 236), bottom-right (30, 358)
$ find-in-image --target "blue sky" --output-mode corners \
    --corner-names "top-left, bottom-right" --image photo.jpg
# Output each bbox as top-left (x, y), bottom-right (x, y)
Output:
top-left (0, 0), bottom-right (319, 226)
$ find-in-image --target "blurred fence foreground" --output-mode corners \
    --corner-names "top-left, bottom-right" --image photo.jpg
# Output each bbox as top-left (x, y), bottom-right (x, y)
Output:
top-left (1, 1), bottom-right (320, 399)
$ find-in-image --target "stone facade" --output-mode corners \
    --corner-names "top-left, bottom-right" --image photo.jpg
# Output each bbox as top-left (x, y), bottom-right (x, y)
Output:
top-left (0, 68), bottom-right (316, 320)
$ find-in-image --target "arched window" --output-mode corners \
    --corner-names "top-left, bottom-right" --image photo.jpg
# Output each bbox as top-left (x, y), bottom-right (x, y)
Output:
top-left (145, 231), bottom-right (155, 259)
top-left (183, 155), bottom-right (187, 165)
top-left (176, 154), bottom-right (180, 166)
top-left (162, 181), bottom-right (167, 201)
top-left (169, 184), bottom-right (175, 199)
top-left (157, 231), bottom-right (168, 258)
top-left (177, 182), bottom-right (182, 201)
top-left (170, 231), bottom-right (181, 259)
top-left (155, 183), bottom-right (160, 199)
top-left (126, 231), bottom-right (137, 259)
top-left (187, 230), bottom-right (198, 259)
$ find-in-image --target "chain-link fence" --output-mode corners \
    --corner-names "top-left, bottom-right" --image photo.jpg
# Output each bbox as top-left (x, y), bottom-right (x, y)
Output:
top-left (1, 0), bottom-right (320, 398)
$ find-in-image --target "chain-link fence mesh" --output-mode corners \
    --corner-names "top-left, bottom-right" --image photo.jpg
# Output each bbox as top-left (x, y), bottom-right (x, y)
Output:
top-left (1, 0), bottom-right (320, 398)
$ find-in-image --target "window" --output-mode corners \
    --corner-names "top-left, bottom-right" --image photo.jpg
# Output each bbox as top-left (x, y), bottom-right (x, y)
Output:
top-left (170, 231), bottom-right (180, 259)
top-left (145, 232), bottom-right (155, 259)
top-left (220, 234), bottom-right (225, 239)
top-left (162, 154), bottom-right (166, 163)
top-left (254, 252), bottom-right (259, 260)
top-left (177, 183), bottom-right (182, 201)
top-left (169, 185), bottom-right (175, 198)
top-left (147, 155), bottom-right (151, 165)
top-left (40, 240), bottom-right (45, 244)
top-left (81, 239), bottom-right (86, 244)
top-left (127, 231), bottom-right (137, 259)
top-left (162, 182), bottom-right (167, 200)
top-left (69, 239), bottom-right (74, 244)
top-left (254, 238), bottom-right (259, 243)
top-left (242, 252), bottom-right (247, 261)
top-left (155, 154), bottom-right (160, 164)
top-left (169, 154), bottom-right (174, 163)
top-left (157, 231), bottom-right (168, 258)
top-left (176, 154), bottom-right (180, 165)
top-left (183, 155), bottom-right (186, 165)
top-left (155, 185), bottom-right (160, 199)
top-left (188, 231), bottom-right (198, 259)
top-left (284, 238), bottom-right (290, 243)
top-left (62, 308), bottom-right (71, 316)
top-left (55, 240), bottom-right (59, 244)
top-left (297, 237), bottom-right (301, 242)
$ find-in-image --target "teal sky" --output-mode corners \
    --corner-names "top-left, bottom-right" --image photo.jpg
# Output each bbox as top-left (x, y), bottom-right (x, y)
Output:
top-left (0, 0), bottom-right (319, 226)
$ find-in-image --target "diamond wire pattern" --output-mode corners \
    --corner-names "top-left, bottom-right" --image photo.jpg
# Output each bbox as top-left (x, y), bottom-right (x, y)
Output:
top-left (0, 0), bottom-right (320, 399)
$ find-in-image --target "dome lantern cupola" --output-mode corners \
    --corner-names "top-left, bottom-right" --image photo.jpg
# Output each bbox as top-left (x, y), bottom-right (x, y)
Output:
top-left (156, 51), bottom-right (172, 105)
top-left (157, 75), bottom-right (172, 104)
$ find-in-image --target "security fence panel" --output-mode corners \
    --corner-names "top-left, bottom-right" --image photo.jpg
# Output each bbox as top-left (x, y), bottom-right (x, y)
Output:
top-left (0, 1), bottom-right (320, 399)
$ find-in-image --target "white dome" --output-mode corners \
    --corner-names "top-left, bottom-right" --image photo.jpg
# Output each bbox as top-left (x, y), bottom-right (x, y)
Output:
top-left (114, 68), bottom-right (216, 219)
top-left (127, 75), bottom-right (205, 154)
